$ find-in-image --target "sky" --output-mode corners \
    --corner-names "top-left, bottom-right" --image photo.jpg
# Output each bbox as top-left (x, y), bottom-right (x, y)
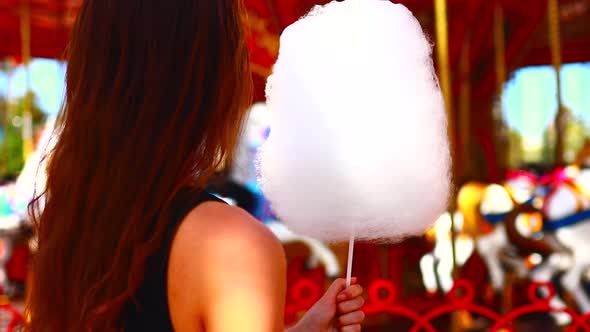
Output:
top-left (0, 58), bottom-right (66, 115)
top-left (502, 62), bottom-right (590, 144)
top-left (0, 59), bottom-right (589, 143)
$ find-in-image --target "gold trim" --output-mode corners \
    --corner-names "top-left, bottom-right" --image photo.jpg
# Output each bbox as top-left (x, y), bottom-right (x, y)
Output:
top-left (20, 1), bottom-right (33, 159)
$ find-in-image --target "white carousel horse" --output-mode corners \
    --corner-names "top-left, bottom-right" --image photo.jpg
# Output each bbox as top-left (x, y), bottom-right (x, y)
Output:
top-left (452, 172), bottom-right (573, 325)
top-left (537, 167), bottom-right (590, 316)
top-left (419, 173), bottom-right (536, 294)
top-left (420, 212), bottom-right (474, 293)
top-left (477, 172), bottom-right (538, 291)
top-left (476, 169), bottom-right (582, 325)
top-left (477, 184), bottom-right (515, 291)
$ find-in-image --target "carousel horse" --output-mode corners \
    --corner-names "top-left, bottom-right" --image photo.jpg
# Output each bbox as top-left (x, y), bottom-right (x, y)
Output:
top-left (420, 211), bottom-right (474, 293)
top-left (474, 168), bottom-right (574, 288)
top-left (445, 170), bottom-right (575, 325)
top-left (420, 173), bottom-right (538, 294)
top-left (474, 171), bottom-right (539, 291)
top-left (537, 166), bottom-right (590, 316)
top-left (526, 143), bottom-right (590, 320)
top-left (477, 168), bottom-right (582, 325)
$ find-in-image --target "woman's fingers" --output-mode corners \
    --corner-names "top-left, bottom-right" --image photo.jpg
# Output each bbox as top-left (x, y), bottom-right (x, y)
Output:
top-left (325, 278), bottom-right (359, 302)
top-left (339, 323), bottom-right (362, 332)
top-left (336, 284), bottom-right (363, 302)
top-left (338, 310), bottom-right (365, 326)
top-left (338, 296), bottom-right (365, 314)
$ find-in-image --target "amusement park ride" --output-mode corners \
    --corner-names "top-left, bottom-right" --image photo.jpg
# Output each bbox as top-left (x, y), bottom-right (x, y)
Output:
top-left (1, 0), bottom-right (590, 331)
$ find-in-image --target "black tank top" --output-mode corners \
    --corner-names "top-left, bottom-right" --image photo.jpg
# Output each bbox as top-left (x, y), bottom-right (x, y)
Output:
top-left (124, 188), bottom-right (224, 331)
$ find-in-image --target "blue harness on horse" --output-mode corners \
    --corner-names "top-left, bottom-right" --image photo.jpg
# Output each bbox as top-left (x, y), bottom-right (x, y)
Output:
top-left (482, 212), bottom-right (509, 225)
top-left (543, 209), bottom-right (590, 231)
top-left (481, 197), bottom-right (535, 225)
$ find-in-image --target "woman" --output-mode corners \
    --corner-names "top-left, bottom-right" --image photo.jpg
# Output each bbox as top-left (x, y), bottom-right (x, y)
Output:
top-left (27, 0), bottom-right (365, 331)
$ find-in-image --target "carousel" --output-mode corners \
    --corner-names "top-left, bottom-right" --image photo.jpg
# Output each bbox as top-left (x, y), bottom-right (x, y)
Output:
top-left (1, 0), bottom-right (590, 331)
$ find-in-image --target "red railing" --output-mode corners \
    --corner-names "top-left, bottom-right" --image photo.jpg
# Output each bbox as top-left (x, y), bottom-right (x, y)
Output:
top-left (285, 278), bottom-right (590, 331)
top-left (0, 303), bottom-right (23, 332)
top-left (1, 278), bottom-right (588, 331)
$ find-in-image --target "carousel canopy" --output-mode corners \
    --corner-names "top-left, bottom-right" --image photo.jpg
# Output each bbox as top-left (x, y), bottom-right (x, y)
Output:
top-left (0, 0), bottom-right (589, 178)
top-left (1, 0), bottom-right (589, 101)
top-left (0, 0), bottom-right (590, 99)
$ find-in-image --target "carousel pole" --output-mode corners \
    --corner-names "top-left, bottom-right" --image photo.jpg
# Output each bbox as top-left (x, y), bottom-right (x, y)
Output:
top-left (433, 7), bottom-right (467, 331)
top-left (493, 1), bottom-right (506, 99)
top-left (20, 0), bottom-right (34, 160)
top-left (434, 0), bottom-right (454, 150)
top-left (5, 59), bottom-right (17, 143)
top-left (434, 0), bottom-right (457, 276)
top-left (548, 0), bottom-right (565, 165)
top-left (459, 37), bottom-right (471, 176)
top-left (493, 0), bottom-right (514, 313)
top-left (493, 0), bottom-right (509, 173)
top-left (0, 59), bottom-right (7, 127)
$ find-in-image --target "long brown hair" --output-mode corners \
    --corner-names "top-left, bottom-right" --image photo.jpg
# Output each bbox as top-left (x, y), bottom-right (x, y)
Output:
top-left (27, 0), bottom-right (252, 330)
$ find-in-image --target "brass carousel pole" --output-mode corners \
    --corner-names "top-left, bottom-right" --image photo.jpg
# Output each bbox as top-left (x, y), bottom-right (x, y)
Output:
top-left (434, 0), bottom-right (457, 277)
top-left (548, 0), bottom-right (565, 165)
top-left (20, 0), bottom-right (34, 160)
top-left (493, 0), bottom-right (509, 173)
top-left (459, 38), bottom-right (470, 176)
top-left (435, 0), bottom-right (454, 148)
top-left (434, 8), bottom-right (471, 332)
top-left (494, 2), bottom-right (506, 99)
top-left (0, 59), bottom-right (7, 127)
top-left (493, 0), bottom-right (514, 313)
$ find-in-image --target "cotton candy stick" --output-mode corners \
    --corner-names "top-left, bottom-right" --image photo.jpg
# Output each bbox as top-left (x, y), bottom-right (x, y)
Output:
top-left (346, 233), bottom-right (355, 288)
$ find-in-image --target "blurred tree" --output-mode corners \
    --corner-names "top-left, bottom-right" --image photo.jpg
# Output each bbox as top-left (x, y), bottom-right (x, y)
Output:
top-left (539, 107), bottom-right (589, 165)
top-left (542, 126), bottom-right (556, 166)
top-left (0, 92), bottom-right (45, 180)
top-left (494, 116), bottom-right (523, 175)
top-left (505, 127), bottom-right (523, 169)
top-left (562, 108), bottom-right (589, 163)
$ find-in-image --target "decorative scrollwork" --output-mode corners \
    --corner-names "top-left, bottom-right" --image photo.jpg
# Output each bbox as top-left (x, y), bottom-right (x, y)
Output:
top-left (285, 278), bottom-right (590, 331)
top-left (0, 303), bottom-right (24, 332)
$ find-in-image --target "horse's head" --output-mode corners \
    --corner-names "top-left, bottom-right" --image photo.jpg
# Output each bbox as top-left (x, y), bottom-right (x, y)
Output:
top-left (505, 170), bottom-right (538, 204)
top-left (479, 184), bottom-right (515, 231)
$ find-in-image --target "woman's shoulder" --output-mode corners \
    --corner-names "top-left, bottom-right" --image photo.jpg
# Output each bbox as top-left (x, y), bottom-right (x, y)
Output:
top-left (167, 202), bottom-right (287, 330)
top-left (174, 201), bottom-right (284, 256)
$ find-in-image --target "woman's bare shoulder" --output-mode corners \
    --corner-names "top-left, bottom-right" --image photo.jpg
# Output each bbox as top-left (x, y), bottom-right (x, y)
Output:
top-left (174, 201), bottom-right (284, 258)
top-left (167, 201), bottom-right (287, 331)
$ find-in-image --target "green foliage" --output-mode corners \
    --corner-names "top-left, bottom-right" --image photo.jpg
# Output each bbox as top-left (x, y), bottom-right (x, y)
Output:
top-left (563, 111), bottom-right (589, 163)
top-left (505, 127), bottom-right (523, 169)
top-left (540, 107), bottom-right (588, 165)
top-left (501, 106), bottom-right (589, 168)
top-left (0, 92), bottom-right (46, 180)
top-left (541, 125), bottom-right (556, 165)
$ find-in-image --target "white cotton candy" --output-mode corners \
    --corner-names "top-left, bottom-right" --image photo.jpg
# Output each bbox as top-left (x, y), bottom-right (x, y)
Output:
top-left (260, 0), bottom-right (451, 242)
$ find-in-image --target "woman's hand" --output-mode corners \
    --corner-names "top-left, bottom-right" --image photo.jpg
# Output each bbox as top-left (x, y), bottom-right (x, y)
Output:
top-left (289, 278), bottom-right (365, 332)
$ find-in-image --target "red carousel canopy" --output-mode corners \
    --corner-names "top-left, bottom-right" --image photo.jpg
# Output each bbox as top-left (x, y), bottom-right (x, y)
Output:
top-left (1, 0), bottom-right (589, 100)
top-left (1, 0), bottom-right (589, 178)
